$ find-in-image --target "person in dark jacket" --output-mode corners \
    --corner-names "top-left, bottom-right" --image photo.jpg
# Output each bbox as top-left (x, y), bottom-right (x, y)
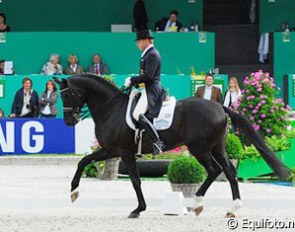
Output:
top-left (133, 0), bottom-right (148, 31)
top-left (124, 30), bottom-right (165, 154)
top-left (155, 10), bottom-right (183, 32)
top-left (10, 77), bottom-right (39, 118)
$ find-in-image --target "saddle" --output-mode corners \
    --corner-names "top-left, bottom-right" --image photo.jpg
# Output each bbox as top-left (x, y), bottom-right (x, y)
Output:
top-left (126, 89), bottom-right (177, 131)
top-left (125, 89), bottom-right (176, 155)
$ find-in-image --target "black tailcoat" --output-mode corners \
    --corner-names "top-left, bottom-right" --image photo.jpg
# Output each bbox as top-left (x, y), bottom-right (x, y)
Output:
top-left (130, 46), bottom-right (164, 118)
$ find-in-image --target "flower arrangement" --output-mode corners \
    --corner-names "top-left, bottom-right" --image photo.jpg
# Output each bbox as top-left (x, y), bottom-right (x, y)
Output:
top-left (232, 70), bottom-right (291, 138)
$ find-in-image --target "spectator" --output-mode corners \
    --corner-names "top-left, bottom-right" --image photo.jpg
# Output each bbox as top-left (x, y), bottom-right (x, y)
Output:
top-left (0, 108), bottom-right (5, 118)
top-left (0, 60), bottom-right (4, 75)
top-left (10, 77), bottom-right (39, 118)
top-left (155, 10), bottom-right (183, 32)
top-left (87, 54), bottom-right (109, 75)
top-left (65, 54), bottom-right (83, 75)
top-left (223, 77), bottom-right (242, 107)
top-left (195, 74), bottom-right (222, 103)
top-left (0, 13), bottom-right (10, 32)
top-left (41, 54), bottom-right (63, 75)
top-left (39, 80), bottom-right (58, 118)
top-left (133, 0), bottom-right (148, 31)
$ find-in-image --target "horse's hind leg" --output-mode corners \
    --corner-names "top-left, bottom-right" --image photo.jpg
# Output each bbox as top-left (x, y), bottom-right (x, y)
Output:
top-left (71, 148), bottom-right (116, 202)
top-left (188, 147), bottom-right (223, 216)
top-left (121, 153), bottom-right (146, 219)
top-left (211, 143), bottom-right (242, 218)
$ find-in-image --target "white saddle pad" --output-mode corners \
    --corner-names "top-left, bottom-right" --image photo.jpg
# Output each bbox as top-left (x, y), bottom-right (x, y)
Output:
top-left (125, 90), bottom-right (177, 131)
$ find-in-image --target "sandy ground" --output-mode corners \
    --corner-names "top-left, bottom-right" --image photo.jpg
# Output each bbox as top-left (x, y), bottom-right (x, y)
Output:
top-left (0, 164), bottom-right (294, 232)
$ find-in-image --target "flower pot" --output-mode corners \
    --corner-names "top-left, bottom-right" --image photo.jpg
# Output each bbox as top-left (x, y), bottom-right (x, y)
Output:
top-left (118, 160), bottom-right (171, 177)
top-left (101, 158), bottom-right (120, 180)
top-left (170, 183), bottom-right (200, 198)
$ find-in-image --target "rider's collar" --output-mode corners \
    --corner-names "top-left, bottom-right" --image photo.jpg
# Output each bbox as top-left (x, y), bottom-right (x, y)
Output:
top-left (141, 44), bottom-right (154, 58)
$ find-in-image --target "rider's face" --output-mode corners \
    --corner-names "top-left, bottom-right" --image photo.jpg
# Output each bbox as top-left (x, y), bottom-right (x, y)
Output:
top-left (136, 39), bottom-right (149, 51)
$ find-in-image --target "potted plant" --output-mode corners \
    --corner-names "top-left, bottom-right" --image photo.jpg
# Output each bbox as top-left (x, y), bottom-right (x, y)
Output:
top-left (167, 156), bottom-right (205, 198)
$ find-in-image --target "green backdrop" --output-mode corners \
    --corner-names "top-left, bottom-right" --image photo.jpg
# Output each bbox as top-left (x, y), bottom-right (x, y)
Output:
top-left (0, 32), bottom-right (214, 75)
top-left (0, 0), bottom-right (203, 32)
top-left (260, 0), bottom-right (295, 34)
top-left (0, 74), bottom-right (227, 118)
top-left (274, 32), bottom-right (295, 91)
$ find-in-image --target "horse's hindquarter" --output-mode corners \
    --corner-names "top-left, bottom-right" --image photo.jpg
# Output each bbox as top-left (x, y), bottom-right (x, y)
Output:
top-left (168, 98), bottom-right (226, 148)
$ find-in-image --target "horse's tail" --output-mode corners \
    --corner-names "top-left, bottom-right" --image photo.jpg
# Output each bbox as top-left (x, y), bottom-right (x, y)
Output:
top-left (223, 106), bottom-right (290, 180)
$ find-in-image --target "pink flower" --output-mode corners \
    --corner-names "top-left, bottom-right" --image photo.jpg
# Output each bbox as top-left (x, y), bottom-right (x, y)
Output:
top-left (249, 116), bottom-right (255, 120)
top-left (252, 109), bottom-right (258, 114)
top-left (257, 88), bottom-right (262, 92)
top-left (266, 128), bottom-right (272, 133)
top-left (260, 114), bottom-right (266, 118)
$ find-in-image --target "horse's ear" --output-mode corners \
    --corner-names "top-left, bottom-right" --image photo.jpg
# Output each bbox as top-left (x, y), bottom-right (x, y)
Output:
top-left (53, 76), bottom-right (62, 85)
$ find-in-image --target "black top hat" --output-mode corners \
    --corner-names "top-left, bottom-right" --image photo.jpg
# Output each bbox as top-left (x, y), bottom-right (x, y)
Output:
top-left (135, 30), bottom-right (154, 41)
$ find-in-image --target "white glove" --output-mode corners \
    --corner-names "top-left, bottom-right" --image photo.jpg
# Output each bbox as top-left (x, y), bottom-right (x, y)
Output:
top-left (124, 77), bottom-right (131, 88)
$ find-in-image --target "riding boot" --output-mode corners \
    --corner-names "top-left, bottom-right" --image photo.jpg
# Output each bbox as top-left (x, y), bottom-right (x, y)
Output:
top-left (138, 114), bottom-right (165, 155)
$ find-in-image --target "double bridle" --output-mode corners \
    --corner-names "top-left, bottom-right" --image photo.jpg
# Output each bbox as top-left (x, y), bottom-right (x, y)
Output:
top-left (60, 87), bottom-right (84, 122)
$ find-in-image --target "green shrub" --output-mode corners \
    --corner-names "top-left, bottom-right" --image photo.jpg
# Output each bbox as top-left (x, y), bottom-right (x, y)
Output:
top-left (265, 135), bottom-right (291, 152)
top-left (83, 163), bottom-right (99, 178)
top-left (167, 157), bottom-right (206, 184)
top-left (226, 133), bottom-right (244, 160)
top-left (288, 168), bottom-right (295, 184)
top-left (242, 145), bottom-right (260, 160)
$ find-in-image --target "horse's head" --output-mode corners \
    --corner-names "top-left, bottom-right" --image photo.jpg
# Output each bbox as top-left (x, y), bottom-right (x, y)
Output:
top-left (54, 77), bottom-right (85, 126)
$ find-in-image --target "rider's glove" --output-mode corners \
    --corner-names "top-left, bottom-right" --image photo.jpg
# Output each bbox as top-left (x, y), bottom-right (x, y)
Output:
top-left (124, 77), bottom-right (131, 88)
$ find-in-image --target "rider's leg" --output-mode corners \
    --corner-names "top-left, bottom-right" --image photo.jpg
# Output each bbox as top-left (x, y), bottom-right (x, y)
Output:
top-left (133, 88), bottom-right (164, 154)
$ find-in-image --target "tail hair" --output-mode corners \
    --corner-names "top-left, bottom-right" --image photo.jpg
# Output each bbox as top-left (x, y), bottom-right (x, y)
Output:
top-left (223, 107), bottom-right (290, 180)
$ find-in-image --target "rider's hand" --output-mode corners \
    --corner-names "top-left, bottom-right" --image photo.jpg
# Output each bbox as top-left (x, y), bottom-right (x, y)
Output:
top-left (124, 77), bottom-right (131, 88)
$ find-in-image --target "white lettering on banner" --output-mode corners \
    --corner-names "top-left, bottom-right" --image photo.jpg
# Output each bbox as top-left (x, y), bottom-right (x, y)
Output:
top-left (0, 122), bottom-right (15, 152)
top-left (22, 122), bottom-right (44, 153)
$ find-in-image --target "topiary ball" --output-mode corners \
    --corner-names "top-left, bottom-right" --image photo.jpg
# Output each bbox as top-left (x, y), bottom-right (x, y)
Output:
top-left (167, 157), bottom-right (205, 184)
top-left (226, 133), bottom-right (244, 160)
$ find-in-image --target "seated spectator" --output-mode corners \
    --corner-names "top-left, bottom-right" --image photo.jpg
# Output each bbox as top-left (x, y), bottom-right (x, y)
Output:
top-left (195, 73), bottom-right (222, 103)
top-left (65, 54), bottom-right (83, 75)
top-left (155, 10), bottom-right (183, 32)
top-left (223, 77), bottom-right (242, 107)
top-left (0, 13), bottom-right (10, 32)
top-left (0, 108), bottom-right (5, 118)
top-left (41, 54), bottom-right (63, 75)
top-left (87, 54), bottom-right (109, 75)
top-left (10, 77), bottom-right (39, 118)
top-left (39, 80), bottom-right (58, 118)
top-left (0, 60), bottom-right (4, 74)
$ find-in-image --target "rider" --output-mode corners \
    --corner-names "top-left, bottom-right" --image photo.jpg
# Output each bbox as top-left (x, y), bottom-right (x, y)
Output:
top-left (124, 29), bottom-right (165, 154)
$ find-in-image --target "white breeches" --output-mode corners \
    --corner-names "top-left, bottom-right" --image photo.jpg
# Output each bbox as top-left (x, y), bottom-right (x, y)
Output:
top-left (133, 87), bottom-right (148, 121)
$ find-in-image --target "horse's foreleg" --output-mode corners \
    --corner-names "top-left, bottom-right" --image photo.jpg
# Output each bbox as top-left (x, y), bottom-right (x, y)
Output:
top-left (71, 148), bottom-right (115, 202)
top-left (121, 154), bottom-right (146, 218)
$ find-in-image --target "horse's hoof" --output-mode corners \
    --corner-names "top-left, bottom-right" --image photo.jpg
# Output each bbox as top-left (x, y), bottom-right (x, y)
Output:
top-left (71, 189), bottom-right (79, 203)
top-left (128, 213), bottom-right (140, 218)
top-left (194, 206), bottom-right (203, 216)
top-left (226, 212), bottom-right (236, 218)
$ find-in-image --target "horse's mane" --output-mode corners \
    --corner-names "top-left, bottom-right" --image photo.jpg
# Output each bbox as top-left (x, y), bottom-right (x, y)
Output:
top-left (68, 74), bottom-right (120, 92)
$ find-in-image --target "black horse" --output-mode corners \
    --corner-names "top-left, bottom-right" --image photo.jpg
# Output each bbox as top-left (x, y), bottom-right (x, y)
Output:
top-left (54, 74), bottom-right (290, 218)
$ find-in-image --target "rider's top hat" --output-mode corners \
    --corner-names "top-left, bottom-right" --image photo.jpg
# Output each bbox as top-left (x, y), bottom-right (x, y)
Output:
top-left (135, 30), bottom-right (154, 41)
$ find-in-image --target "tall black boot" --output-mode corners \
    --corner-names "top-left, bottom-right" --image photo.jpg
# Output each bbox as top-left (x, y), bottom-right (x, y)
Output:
top-left (138, 114), bottom-right (165, 155)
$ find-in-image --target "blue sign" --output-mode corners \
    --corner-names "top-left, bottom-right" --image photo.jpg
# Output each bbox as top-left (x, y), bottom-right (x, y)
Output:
top-left (0, 119), bottom-right (75, 155)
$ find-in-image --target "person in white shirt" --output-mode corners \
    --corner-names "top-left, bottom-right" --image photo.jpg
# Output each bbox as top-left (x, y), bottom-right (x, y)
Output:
top-left (223, 77), bottom-right (242, 107)
top-left (195, 74), bottom-right (222, 103)
top-left (65, 54), bottom-right (83, 75)
top-left (41, 54), bottom-right (63, 75)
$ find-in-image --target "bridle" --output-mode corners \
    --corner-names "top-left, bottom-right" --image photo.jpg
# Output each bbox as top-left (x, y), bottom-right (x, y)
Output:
top-left (60, 86), bottom-right (83, 123)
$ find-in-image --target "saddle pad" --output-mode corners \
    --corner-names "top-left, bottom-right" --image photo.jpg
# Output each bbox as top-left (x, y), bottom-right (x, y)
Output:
top-left (125, 89), bottom-right (176, 131)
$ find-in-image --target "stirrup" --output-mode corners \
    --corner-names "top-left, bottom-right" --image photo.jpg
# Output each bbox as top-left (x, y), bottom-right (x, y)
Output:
top-left (152, 140), bottom-right (165, 155)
